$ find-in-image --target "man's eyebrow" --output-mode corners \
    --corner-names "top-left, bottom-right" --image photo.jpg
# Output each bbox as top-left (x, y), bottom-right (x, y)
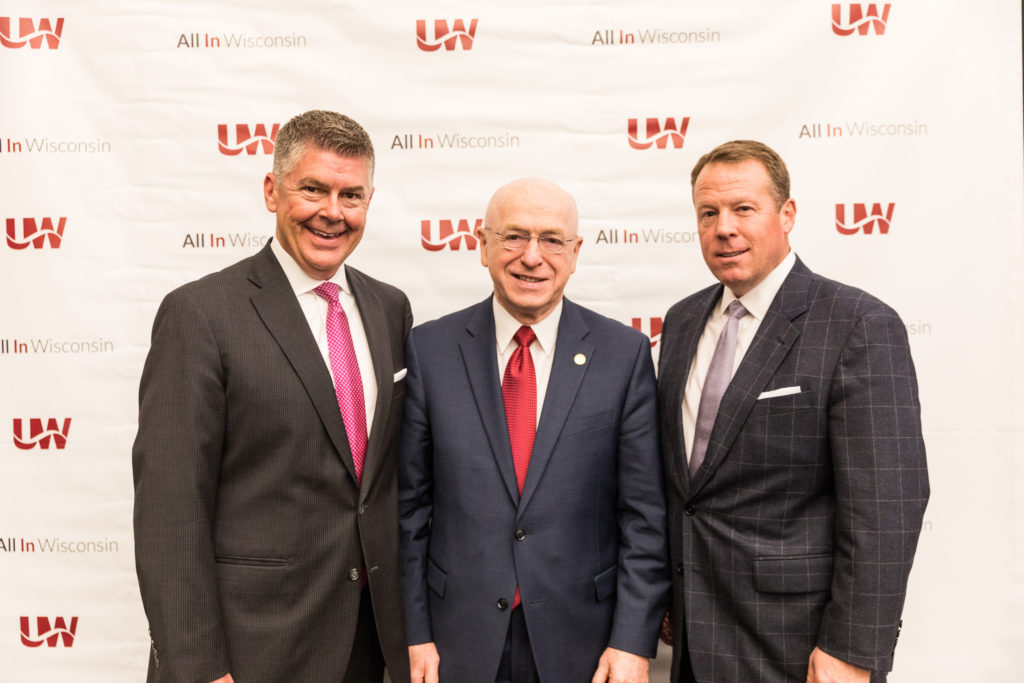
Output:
top-left (294, 177), bottom-right (366, 193)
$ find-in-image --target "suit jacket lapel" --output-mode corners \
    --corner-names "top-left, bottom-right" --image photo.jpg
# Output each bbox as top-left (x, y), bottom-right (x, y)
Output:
top-left (347, 265), bottom-right (392, 494)
top-left (518, 299), bottom-right (594, 515)
top-left (246, 245), bottom-right (359, 482)
top-left (689, 260), bottom-right (812, 495)
top-left (661, 287), bottom-right (721, 499)
top-left (460, 298), bottom-right (520, 504)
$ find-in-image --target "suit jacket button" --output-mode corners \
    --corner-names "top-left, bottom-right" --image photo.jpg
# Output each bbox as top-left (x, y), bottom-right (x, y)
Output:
top-left (676, 562), bottom-right (685, 576)
top-left (497, 598), bottom-right (509, 610)
top-left (348, 567), bottom-right (361, 582)
top-left (514, 529), bottom-right (527, 541)
top-left (358, 505), bottom-right (366, 515)
top-left (684, 505), bottom-right (696, 516)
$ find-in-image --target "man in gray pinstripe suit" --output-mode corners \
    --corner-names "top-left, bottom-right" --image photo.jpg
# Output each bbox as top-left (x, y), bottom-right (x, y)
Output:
top-left (658, 140), bottom-right (929, 683)
top-left (133, 111), bottom-right (411, 683)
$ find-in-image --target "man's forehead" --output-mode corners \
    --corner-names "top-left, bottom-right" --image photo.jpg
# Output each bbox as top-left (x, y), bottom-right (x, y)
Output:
top-left (495, 207), bottom-right (575, 233)
top-left (694, 161), bottom-right (772, 196)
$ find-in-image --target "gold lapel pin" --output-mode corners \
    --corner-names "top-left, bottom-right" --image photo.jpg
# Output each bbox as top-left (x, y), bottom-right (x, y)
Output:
top-left (573, 353), bottom-right (587, 366)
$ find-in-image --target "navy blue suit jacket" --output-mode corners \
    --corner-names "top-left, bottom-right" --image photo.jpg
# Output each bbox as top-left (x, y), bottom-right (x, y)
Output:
top-left (399, 296), bottom-right (670, 682)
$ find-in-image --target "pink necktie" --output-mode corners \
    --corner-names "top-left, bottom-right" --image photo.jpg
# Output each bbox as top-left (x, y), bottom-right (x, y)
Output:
top-left (502, 325), bottom-right (537, 609)
top-left (314, 282), bottom-right (368, 484)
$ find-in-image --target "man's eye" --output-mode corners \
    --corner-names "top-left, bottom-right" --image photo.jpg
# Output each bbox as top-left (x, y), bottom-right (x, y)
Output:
top-left (302, 186), bottom-right (321, 193)
top-left (540, 237), bottom-right (564, 248)
top-left (504, 234), bottom-right (526, 243)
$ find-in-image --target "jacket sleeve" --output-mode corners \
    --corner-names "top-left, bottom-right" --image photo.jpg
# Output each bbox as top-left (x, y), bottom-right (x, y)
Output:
top-left (133, 288), bottom-right (232, 682)
top-left (397, 327), bottom-right (436, 645)
top-left (816, 303), bottom-right (930, 671)
top-left (606, 336), bottom-right (672, 658)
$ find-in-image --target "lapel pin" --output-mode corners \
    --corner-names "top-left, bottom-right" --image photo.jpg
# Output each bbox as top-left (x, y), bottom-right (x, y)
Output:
top-left (573, 353), bottom-right (587, 366)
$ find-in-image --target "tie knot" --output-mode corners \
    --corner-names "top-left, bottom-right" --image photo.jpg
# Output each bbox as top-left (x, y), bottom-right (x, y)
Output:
top-left (314, 282), bottom-right (340, 304)
top-left (726, 299), bottom-right (749, 320)
top-left (514, 325), bottom-right (537, 348)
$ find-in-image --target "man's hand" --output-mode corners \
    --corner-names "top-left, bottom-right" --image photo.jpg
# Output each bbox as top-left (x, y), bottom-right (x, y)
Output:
top-left (806, 647), bottom-right (870, 683)
top-left (409, 642), bottom-right (440, 683)
top-left (209, 676), bottom-right (234, 683)
top-left (591, 647), bottom-right (649, 683)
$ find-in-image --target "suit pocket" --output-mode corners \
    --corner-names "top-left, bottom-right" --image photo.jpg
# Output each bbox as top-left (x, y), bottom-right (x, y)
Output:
top-left (750, 389), bottom-right (814, 417)
top-left (215, 556), bottom-right (290, 597)
top-left (593, 564), bottom-right (617, 602)
top-left (215, 555), bottom-right (288, 567)
top-left (753, 553), bottom-right (832, 594)
top-left (427, 556), bottom-right (447, 599)
top-left (561, 411), bottom-right (614, 438)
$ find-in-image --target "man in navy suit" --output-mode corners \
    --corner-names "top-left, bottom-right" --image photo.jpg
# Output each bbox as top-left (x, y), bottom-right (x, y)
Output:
top-left (658, 140), bottom-right (929, 682)
top-left (399, 178), bottom-right (670, 682)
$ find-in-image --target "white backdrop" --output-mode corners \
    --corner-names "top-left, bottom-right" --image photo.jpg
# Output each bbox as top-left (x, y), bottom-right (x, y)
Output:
top-left (1, 1), bottom-right (1022, 680)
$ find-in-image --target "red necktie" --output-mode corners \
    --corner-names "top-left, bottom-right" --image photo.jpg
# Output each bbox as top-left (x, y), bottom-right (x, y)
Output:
top-left (502, 325), bottom-right (536, 609)
top-left (314, 282), bottom-right (368, 484)
top-left (503, 325), bottom-right (537, 494)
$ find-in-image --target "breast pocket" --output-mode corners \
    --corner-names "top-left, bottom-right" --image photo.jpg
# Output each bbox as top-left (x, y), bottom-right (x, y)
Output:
top-left (750, 388), bottom-right (814, 417)
top-left (560, 411), bottom-right (615, 439)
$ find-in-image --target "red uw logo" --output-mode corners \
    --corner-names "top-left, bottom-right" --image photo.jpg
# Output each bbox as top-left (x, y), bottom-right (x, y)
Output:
top-left (13, 418), bottom-right (72, 450)
top-left (627, 118), bottom-right (689, 150)
top-left (421, 219), bottom-right (481, 251)
top-left (835, 203), bottom-right (894, 235)
top-left (20, 616), bottom-right (78, 647)
top-left (0, 17), bottom-right (64, 49)
top-left (831, 4), bottom-right (891, 36)
top-left (631, 317), bottom-right (663, 347)
top-left (6, 217), bottom-right (66, 250)
top-left (217, 123), bottom-right (280, 156)
top-left (416, 19), bottom-right (478, 51)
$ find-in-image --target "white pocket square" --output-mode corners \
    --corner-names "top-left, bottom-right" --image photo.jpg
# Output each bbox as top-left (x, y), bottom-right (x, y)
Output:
top-left (758, 386), bottom-right (802, 400)
top-left (393, 368), bottom-right (407, 382)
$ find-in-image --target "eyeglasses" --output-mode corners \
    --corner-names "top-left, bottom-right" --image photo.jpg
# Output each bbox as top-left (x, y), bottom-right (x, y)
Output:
top-left (485, 229), bottom-right (578, 255)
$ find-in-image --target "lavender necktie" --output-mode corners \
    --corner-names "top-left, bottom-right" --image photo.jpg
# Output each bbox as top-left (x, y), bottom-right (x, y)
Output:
top-left (314, 282), bottom-right (368, 484)
top-left (690, 300), bottom-right (748, 477)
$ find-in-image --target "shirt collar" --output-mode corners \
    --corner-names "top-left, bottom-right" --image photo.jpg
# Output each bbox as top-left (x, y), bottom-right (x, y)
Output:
top-left (492, 296), bottom-right (562, 355)
top-left (717, 250), bottom-right (796, 320)
top-left (270, 237), bottom-right (352, 297)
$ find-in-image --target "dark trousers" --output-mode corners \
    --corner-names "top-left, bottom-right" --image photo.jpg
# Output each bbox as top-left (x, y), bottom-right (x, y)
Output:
top-left (495, 606), bottom-right (540, 683)
top-left (342, 586), bottom-right (386, 683)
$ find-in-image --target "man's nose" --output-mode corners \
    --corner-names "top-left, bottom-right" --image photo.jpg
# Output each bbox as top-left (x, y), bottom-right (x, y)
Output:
top-left (716, 211), bottom-right (739, 237)
top-left (519, 236), bottom-right (544, 265)
top-left (322, 195), bottom-right (344, 221)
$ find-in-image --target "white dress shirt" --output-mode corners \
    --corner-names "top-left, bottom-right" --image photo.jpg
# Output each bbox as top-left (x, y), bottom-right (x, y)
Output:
top-left (493, 297), bottom-right (562, 428)
top-left (682, 250), bottom-right (796, 462)
top-left (271, 238), bottom-right (377, 433)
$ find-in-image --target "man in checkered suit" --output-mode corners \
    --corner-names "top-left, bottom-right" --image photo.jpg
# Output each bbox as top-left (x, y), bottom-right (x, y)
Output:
top-left (658, 140), bottom-right (929, 683)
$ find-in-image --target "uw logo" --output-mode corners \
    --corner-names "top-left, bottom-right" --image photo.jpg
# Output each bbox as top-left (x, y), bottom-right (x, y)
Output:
top-left (6, 217), bottom-right (66, 250)
top-left (217, 123), bottom-right (280, 156)
top-left (421, 219), bottom-right (480, 251)
top-left (631, 317), bottom-right (663, 347)
top-left (627, 118), bottom-right (689, 150)
top-left (0, 17), bottom-right (64, 49)
top-left (831, 4), bottom-right (891, 36)
top-left (416, 19), bottom-right (478, 51)
top-left (13, 418), bottom-right (72, 450)
top-left (835, 203), bottom-right (894, 235)
top-left (20, 616), bottom-right (78, 647)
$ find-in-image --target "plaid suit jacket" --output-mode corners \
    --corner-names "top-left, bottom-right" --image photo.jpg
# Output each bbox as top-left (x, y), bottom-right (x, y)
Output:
top-left (658, 257), bottom-right (929, 683)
